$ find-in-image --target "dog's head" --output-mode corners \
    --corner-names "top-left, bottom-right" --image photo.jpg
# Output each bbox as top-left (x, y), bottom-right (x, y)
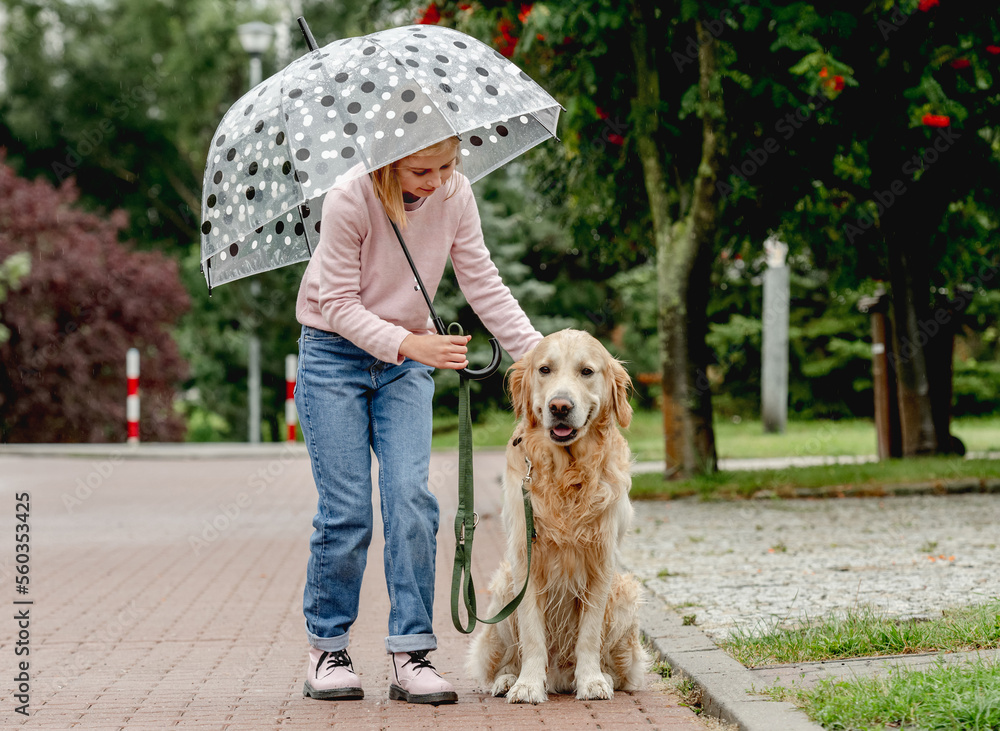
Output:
top-left (508, 329), bottom-right (632, 446)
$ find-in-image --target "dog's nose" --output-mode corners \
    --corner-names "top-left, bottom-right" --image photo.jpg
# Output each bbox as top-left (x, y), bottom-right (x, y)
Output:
top-left (549, 398), bottom-right (573, 419)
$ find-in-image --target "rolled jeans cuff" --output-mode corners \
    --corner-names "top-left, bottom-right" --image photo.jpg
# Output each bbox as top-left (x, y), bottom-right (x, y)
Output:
top-left (307, 622), bottom-right (351, 652)
top-left (385, 633), bottom-right (437, 654)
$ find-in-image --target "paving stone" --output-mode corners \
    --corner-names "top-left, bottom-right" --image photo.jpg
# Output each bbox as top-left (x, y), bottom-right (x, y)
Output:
top-left (748, 646), bottom-right (1000, 689)
top-left (1, 452), bottom-right (708, 730)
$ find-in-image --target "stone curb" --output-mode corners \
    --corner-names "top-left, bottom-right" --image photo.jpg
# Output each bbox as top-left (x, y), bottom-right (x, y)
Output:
top-left (748, 477), bottom-right (1000, 500)
top-left (640, 591), bottom-right (1000, 730)
top-left (639, 594), bottom-right (826, 731)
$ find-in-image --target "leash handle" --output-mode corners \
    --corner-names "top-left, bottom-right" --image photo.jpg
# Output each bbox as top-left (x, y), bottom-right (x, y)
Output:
top-left (451, 374), bottom-right (534, 634)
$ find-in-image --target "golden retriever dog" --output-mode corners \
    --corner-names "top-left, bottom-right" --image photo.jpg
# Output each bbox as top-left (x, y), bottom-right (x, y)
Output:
top-left (467, 329), bottom-right (648, 704)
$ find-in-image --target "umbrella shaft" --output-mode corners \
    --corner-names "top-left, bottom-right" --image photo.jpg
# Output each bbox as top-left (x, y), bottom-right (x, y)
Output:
top-left (389, 219), bottom-right (448, 336)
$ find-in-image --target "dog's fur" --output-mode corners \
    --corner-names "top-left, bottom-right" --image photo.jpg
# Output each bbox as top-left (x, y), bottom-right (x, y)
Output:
top-left (467, 329), bottom-right (649, 704)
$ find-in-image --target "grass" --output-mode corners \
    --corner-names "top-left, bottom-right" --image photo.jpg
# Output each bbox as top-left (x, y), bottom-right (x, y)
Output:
top-left (432, 409), bottom-right (1000, 459)
top-left (731, 602), bottom-right (1000, 729)
top-left (954, 415), bottom-right (1000, 454)
top-left (629, 456), bottom-right (1000, 500)
top-left (628, 412), bottom-right (1000, 462)
top-left (431, 408), bottom-right (515, 450)
top-left (721, 601), bottom-right (1000, 667)
top-left (627, 413), bottom-right (879, 461)
top-left (790, 660), bottom-right (1000, 731)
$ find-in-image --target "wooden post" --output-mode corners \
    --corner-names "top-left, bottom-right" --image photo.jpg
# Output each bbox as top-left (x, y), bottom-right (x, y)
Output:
top-left (859, 288), bottom-right (900, 459)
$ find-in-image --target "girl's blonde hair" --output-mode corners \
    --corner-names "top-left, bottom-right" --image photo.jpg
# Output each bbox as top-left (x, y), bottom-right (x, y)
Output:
top-left (370, 136), bottom-right (461, 227)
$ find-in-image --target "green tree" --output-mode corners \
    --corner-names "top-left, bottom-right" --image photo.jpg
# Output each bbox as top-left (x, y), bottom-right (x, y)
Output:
top-left (6, 0), bottom-right (996, 449)
top-left (425, 0), bottom-right (1000, 471)
top-left (718, 2), bottom-right (1000, 455)
top-left (0, 0), bottom-right (631, 438)
top-left (1, 0), bottom-right (255, 438)
top-left (0, 0), bottom-right (377, 440)
top-left (444, 0), bottom-right (733, 477)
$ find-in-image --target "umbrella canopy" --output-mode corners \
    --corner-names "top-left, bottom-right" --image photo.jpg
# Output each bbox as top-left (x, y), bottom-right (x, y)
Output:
top-left (200, 23), bottom-right (561, 290)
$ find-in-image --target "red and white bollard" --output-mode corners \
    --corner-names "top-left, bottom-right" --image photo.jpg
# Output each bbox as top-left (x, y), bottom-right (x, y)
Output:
top-left (285, 354), bottom-right (298, 442)
top-left (126, 348), bottom-right (140, 444)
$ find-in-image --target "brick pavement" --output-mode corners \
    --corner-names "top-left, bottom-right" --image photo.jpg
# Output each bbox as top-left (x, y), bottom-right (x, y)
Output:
top-left (1, 450), bottom-right (709, 730)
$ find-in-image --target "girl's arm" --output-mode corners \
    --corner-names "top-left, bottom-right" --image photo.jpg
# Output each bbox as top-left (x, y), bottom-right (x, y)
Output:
top-left (449, 183), bottom-right (543, 362)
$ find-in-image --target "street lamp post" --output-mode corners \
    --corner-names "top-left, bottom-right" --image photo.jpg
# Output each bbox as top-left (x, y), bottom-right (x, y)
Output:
top-left (238, 21), bottom-right (275, 87)
top-left (238, 21), bottom-right (275, 444)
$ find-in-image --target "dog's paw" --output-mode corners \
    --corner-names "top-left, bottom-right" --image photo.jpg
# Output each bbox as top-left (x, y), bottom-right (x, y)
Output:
top-left (507, 678), bottom-right (547, 704)
top-left (490, 674), bottom-right (517, 697)
top-left (575, 672), bottom-right (614, 701)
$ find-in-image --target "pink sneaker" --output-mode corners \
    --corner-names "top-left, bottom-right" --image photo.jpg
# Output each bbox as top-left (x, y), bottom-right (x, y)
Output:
top-left (389, 650), bottom-right (458, 705)
top-left (303, 648), bottom-right (364, 700)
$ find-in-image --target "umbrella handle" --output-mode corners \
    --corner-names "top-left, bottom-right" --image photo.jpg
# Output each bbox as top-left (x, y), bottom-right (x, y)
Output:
top-left (389, 219), bottom-right (503, 380)
top-left (446, 322), bottom-right (502, 381)
top-left (386, 214), bottom-right (502, 380)
top-left (458, 337), bottom-right (503, 381)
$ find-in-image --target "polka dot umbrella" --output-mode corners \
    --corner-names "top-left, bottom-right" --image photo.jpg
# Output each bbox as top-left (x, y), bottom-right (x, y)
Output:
top-left (200, 19), bottom-right (561, 292)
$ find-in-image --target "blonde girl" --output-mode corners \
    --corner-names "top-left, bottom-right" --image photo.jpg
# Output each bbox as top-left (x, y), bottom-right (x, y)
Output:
top-left (294, 136), bottom-right (542, 704)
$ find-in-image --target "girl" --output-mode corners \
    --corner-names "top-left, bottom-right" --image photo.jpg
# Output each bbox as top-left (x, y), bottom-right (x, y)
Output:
top-left (294, 136), bottom-right (542, 704)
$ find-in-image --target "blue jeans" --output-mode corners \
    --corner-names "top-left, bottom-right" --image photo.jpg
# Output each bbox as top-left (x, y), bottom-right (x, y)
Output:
top-left (296, 326), bottom-right (439, 654)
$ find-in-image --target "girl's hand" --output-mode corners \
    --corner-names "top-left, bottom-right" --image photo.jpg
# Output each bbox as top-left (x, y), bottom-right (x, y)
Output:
top-left (399, 333), bottom-right (472, 370)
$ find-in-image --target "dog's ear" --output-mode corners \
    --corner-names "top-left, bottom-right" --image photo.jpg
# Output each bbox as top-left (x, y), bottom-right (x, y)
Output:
top-left (608, 358), bottom-right (633, 428)
top-left (507, 353), bottom-right (532, 423)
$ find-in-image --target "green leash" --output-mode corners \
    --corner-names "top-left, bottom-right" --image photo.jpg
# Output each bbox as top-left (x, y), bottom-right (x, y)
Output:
top-left (450, 341), bottom-right (535, 634)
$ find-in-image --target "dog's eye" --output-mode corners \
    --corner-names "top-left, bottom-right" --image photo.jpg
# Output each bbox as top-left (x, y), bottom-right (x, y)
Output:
top-left (581, 367), bottom-right (594, 376)
top-left (539, 366), bottom-right (550, 374)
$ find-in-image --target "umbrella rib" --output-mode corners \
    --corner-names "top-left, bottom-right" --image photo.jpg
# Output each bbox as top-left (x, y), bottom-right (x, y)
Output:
top-left (301, 204), bottom-right (314, 257)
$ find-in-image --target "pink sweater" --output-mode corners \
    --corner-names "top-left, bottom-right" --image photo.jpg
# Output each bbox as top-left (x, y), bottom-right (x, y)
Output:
top-left (296, 172), bottom-right (543, 365)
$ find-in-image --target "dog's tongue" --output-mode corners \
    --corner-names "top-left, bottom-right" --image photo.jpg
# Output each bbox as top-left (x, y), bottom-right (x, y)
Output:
top-left (552, 426), bottom-right (574, 438)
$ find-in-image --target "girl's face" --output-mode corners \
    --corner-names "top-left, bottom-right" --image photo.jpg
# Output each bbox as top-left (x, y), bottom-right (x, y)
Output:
top-left (395, 146), bottom-right (457, 200)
